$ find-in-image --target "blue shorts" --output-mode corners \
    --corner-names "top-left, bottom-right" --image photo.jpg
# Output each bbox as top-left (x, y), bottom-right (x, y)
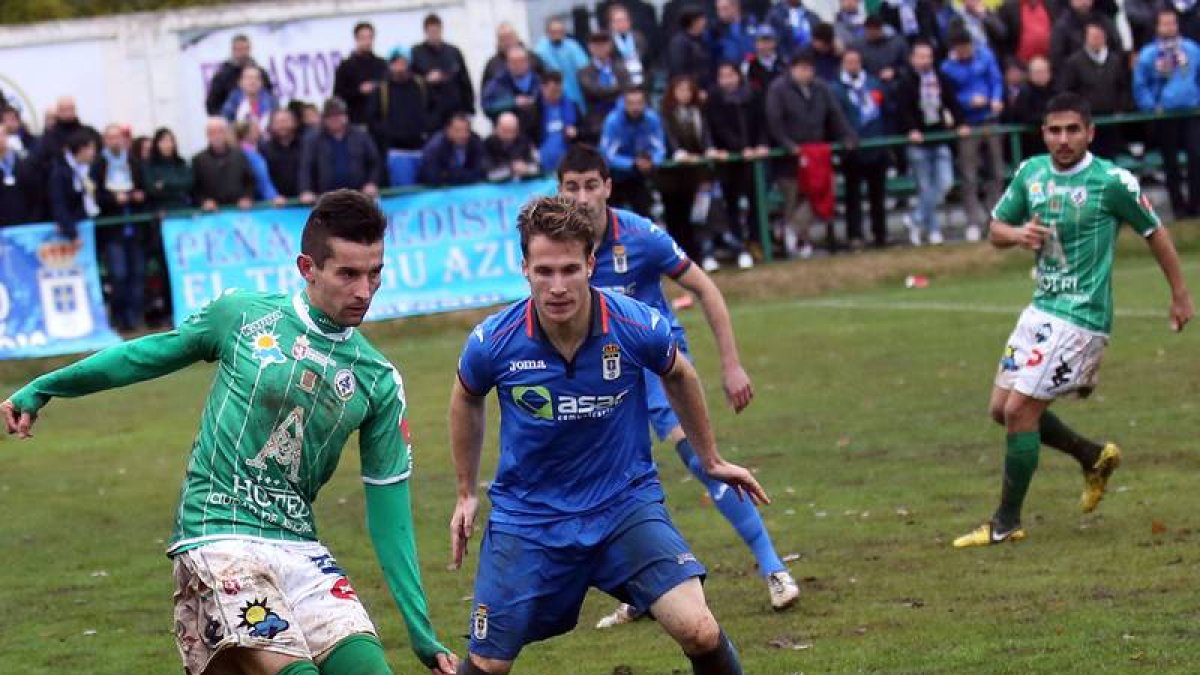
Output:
top-left (467, 500), bottom-right (706, 661)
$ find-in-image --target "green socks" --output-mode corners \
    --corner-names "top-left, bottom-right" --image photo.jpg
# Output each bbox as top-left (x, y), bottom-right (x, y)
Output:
top-left (319, 633), bottom-right (394, 675)
top-left (1039, 410), bottom-right (1103, 470)
top-left (277, 662), bottom-right (320, 675)
top-left (995, 431), bottom-right (1040, 530)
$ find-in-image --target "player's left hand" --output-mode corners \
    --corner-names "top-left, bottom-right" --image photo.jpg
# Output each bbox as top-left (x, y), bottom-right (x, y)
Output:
top-left (706, 461), bottom-right (769, 505)
top-left (1170, 291), bottom-right (1194, 332)
top-left (722, 365), bottom-right (754, 413)
top-left (430, 651), bottom-right (459, 674)
top-left (1, 399), bottom-right (36, 439)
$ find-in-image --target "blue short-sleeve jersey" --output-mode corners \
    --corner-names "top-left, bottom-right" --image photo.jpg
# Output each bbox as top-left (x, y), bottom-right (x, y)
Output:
top-left (590, 208), bottom-right (691, 349)
top-left (457, 289), bottom-right (677, 528)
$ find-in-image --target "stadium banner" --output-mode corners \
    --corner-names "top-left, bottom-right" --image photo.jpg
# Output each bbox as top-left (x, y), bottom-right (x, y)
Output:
top-left (162, 179), bottom-right (555, 326)
top-left (0, 222), bottom-right (122, 360)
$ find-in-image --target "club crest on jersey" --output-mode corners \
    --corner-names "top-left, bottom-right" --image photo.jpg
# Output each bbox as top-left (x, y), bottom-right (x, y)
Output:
top-left (612, 244), bottom-right (629, 273)
top-left (472, 604), bottom-right (489, 640)
top-left (291, 335), bottom-right (334, 368)
top-left (298, 370), bottom-right (318, 394)
top-left (602, 343), bottom-right (621, 381)
top-left (334, 369), bottom-right (356, 401)
top-left (1070, 187), bottom-right (1087, 207)
top-left (250, 332), bottom-right (287, 368)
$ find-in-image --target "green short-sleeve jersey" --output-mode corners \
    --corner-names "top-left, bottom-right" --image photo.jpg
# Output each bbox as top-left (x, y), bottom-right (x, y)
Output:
top-left (167, 290), bottom-right (412, 555)
top-left (992, 153), bottom-right (1161, 333)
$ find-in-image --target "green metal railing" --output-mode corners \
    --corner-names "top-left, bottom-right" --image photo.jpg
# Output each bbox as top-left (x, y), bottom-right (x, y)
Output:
top-left (80, 107), bottom-right (1199, 267)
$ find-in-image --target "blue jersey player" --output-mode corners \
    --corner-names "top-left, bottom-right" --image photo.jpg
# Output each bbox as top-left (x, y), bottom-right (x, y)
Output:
top-left (554, 145), bottom-right (799, 625)
top-left (448, 197), bottom-right (767, 675)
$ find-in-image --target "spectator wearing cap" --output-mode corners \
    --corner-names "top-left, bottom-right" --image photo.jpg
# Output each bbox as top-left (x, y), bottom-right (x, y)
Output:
top-left (411, 14), bottom-right (476, 128)
top-left (142, 127), bottom-right (193, 212)
top-left (767, 0), bottom-right (819, 59)
top-left (809, 23), bottom-right (843, 83)
top-left (579, 31), bottom-right (633, 144)
top-left (857, 15), bottom-right (909, 85)
top-left (940, 29), bottom-right (1004, 241)
top-left (334, 22), bottom-right (389, 126)
top-left (235, 120), bottom-right (282, 204)
top-left (366, 46), bottom-right (433, 187)
top-left (895, 40), bottom-right (962, 246)
top-left (537, 71), bottom-right (582, 172)
top-left (48, 129), bottom-right (99, 240)
top-left (91, 123), bottom-right (148, 331)
top-left (766, 50), bottom-right (855, 257)
top-left (600, 87), bottom-right (666, 216)
top-left (0, 125), bottom-right (37, 226)
top-left (482, 45), bottom-right (543, 136)
top-left (833, 48), bottom-right (891, 249)
top-left (1050, 0), bottom-right (1121, 72)
top-left (1061, 21), bottom-right (1131, 157)
top-left (192, 117), bottom-right (254, 211)
top-left (607, 5), bottom-right (651, 89)
top-left (260, 109), bottom-right (302, 198)
top-left (998, 0), bottom-right (1058, 64)
top-left (298, 97), bottom-right (382, 203)
top-left (484, 112), bottom-right (540, 182)
top-left (482, 23), bottom-right (546, 93)
top-left (879, 0), bottom-right (944, 51)
top-left (709, 0), bottom-right (758, 67)
top-left (418, 114), bottom-right (486, 186)
top-left (668, 8), bottom-right (714, 90)
top-left (206, 34), bottom-right (275, 117)
top-left (535, 17), bottom-right (590, 107)
top-left (220, 65), bottom-right (279, 133)
top-left (706, 61), bottom-right (771, 262)
top-left (745, 26), bottom-right (788, 95)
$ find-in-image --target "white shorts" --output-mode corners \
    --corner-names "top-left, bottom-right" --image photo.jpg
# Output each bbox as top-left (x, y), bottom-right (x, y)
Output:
top-left (994, 306), bottom-right (1108, 400)
top-left (172, 539), bottom-right (376, 675)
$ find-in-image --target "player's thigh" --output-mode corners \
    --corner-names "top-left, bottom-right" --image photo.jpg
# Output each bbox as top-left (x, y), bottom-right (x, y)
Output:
top-left (468, 524), bottom-right (592, 661)
top-left (1002, 389), bottom-right (1053, 432)
top-left (208, 646), bottom-right (306, 675)
top-left (275, 543), bottom-right (377, 662)
top-left (173, 541), bottom-right (311, 675)
top-left (647, 577), bottom-right (721, 656)
top-left (591, 501), bottom-right (707, 615)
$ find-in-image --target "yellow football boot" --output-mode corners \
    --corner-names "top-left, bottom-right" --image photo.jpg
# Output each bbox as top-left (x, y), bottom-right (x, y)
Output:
top-left (952, 521), bottom-right (1027, 548)
top-left (1081, 443), bottom-right (1121, 513)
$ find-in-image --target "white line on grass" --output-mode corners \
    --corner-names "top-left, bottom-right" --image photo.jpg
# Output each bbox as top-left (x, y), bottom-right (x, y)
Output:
top-left (739, 297), bottom-right (1167, 319)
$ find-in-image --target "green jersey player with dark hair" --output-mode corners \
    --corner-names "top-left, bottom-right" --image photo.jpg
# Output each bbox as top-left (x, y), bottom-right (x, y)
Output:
top-left (954, 93), bottom-right (1194, 548)
top-left (2, 190), bottom-right (459, 674)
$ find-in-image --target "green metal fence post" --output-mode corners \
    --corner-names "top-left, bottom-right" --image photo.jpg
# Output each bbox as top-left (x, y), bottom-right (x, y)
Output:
top-left (1007, 126), bottom-right (1023, 165)
top-left (752, 157), bottom-right (773, 263)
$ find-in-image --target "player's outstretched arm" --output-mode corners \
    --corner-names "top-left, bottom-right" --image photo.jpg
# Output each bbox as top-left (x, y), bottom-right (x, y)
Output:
top-left (448, 379), bottom-right (486, 570)
top-left (674, 265), bottom-right (754, 413)
top-left (659, 355), bottom-right (769, 505)
top-left (3, 330), bottom-right (214, 437)
top-left (364, 482), bottom-right (459, 674)
top-left (1145, 227), bottom-right (1195, 332)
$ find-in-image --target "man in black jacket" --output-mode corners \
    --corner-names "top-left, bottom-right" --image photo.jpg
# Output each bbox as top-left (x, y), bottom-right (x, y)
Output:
top-left (1060, 21), bottom-right (1130, 157)
top-left (366, 47), bottom-right (433, 158)
top-left (0, 126), bottom-right (36, 226)
top-left (192, 117), bottom-right (255, 211)
top-left (667, 7), bottom-right (714, 89)
top-left (418, 114), bottom-right (485, 186)
top-left (411, 14), bottom-right (476, 130)
top-left (205, 35), bottom-right (275, 116)
top-left (298, 97), bottom-right (381, 203)
top-left (333, 22), bottom-right (388, 126)
top-left (1049, 0), bottom-right (1121, 72)
top-left (483, 112), bottom-right (540, 182)
top-left (260, 109), bottom-right (303, 198)
top-left (47, 130), bottom-right (98, 240)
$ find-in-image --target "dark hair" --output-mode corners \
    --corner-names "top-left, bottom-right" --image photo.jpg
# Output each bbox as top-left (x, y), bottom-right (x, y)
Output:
top-left (150, 127), bottom-right (181, 163)
top-left (131, 135), bottom-right (152, 162)
top-left (680, 6), bottom-right (706, 30)
top-left (354, 21), bottom-right (375, 37)
top-left (1083, 19), bottom-right (1108, 33)
top-left (301, 189), bottom-right (388, 267)
top-left (842, 46), bottom-right (862, 60)
top-left (790, 47), bottom-right (816, 67)
top-left (812, 22), bottom-right (834, 43)
top-left (556, 143), bottom-right (611, 181)
top-left (661, 74), bottom-right (698, 117)
top-left (232, 34), bottom-right (249, 45)
top-left (1043, 92), bottom-right (1092, 125)
top-left (948, 28), bottom-right (973, 47)
top-left (517, 196), bottom-right (596, 258)
top-left (446, 112), bottom-right (472, 129)
top-left (716, 60), bottom-right (744, 77)
top-left (542, 70), bottom-right (564, 84)
top-left (589, 29), bottom-right (613, 44)
top-left (864, 15), bottom-right (884, 29)
top-left (910, 39), bottom-right (935, 53)
top-left (424, 13), bottom-right (443, 28)
top-left (65, 129), bottom-right (95, 155)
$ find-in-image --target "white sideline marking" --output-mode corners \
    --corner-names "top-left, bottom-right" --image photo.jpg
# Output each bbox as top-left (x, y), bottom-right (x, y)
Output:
top-left (741, 297), bottom-right (1165, 319)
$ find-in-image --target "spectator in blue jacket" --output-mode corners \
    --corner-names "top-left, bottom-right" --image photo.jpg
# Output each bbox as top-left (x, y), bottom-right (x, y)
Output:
top-left (534, 17), bottom-right (590, 109)
top-left (418, 113), bottom-right (486, 186)
top-left (833, 48), bottom-right (891, 249)
top-left (1134, 9), bottom-right (1200, 216)
top-left (768, 0), bottom-right (818, 59)
top-left (482, 45), bottom-right (543, 136)
top-left (538, 71), bottom-right (582, 173)
top-left (235, 121), bottom-right (282, 205)
top-left (600, 87), bottom-right (666, 216)
top-left (941, 28), bottom-right (1005, 241)
top-left (709, 0), bottom-right (758, 67)
top-left (220, 65), bottom-right (279, 133)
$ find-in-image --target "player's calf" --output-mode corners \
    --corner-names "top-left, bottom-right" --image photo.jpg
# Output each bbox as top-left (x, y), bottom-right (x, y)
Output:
top-left (457, 654), bottom-right (512, 674)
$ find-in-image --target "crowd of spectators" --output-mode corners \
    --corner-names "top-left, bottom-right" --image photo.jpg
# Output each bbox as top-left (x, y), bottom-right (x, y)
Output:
top-left (2, 1), bottom-right (1200, 329)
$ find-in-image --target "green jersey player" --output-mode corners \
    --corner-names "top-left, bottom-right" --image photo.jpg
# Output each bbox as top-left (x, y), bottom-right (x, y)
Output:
top-left (954, 93), bottom-right (1194, 548)
top-left (2, 191), bottom-right (459, 674)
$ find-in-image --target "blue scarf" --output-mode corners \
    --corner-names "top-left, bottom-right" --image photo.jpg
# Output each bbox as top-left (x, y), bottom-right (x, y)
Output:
top-left (102, 147), bottom-right (134, 193)
top-left (841, 70), bottom-right (879, 125)
top-left (788, 6), bottom-right (813, 46)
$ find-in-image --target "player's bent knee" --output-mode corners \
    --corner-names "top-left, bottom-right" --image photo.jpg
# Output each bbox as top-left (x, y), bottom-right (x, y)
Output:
top-left (673, 611), bottom-right (722, 656)
top-left (989, 405), bottom-right (1007, 426)
top-left (458, 653), bottom-right (512, 675)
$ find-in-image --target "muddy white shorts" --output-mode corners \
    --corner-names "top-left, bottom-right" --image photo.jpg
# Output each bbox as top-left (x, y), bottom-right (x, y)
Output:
top-left (994, 305), bottom-right (1108, 400)
top-left (172, 539), bottom-right (376, 675)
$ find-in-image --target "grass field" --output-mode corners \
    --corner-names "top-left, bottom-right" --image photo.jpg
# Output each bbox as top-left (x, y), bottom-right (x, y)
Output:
top-left (1, 231), bottom-right (1198, 674)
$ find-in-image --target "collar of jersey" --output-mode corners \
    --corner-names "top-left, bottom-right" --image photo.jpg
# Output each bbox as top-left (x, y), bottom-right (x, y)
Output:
top-left (1049, 152), bottom-right (1093, 177)
top-left (292, 292), bottom-right (354, 342)
top-left (525, 289), bottom-right (610, 341)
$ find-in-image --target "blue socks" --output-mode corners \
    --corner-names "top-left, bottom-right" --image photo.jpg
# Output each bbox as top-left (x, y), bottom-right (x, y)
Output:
top-left (675, 439), bottom-right (785, 576)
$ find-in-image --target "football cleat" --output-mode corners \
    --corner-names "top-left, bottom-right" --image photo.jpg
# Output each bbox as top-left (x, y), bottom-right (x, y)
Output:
top-left (1081, 443), bottom-right (1121, 513)
top-left (595, 603), bottom-right (644, 629)
top-left (952, 521), bottom-right (1026, 548)
top-left (767, 570), bottom-right (799, 610)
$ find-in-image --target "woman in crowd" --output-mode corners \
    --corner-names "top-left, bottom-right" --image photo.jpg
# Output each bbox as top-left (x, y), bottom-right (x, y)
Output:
top-left (142, 128), bottom-right (193, 212)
